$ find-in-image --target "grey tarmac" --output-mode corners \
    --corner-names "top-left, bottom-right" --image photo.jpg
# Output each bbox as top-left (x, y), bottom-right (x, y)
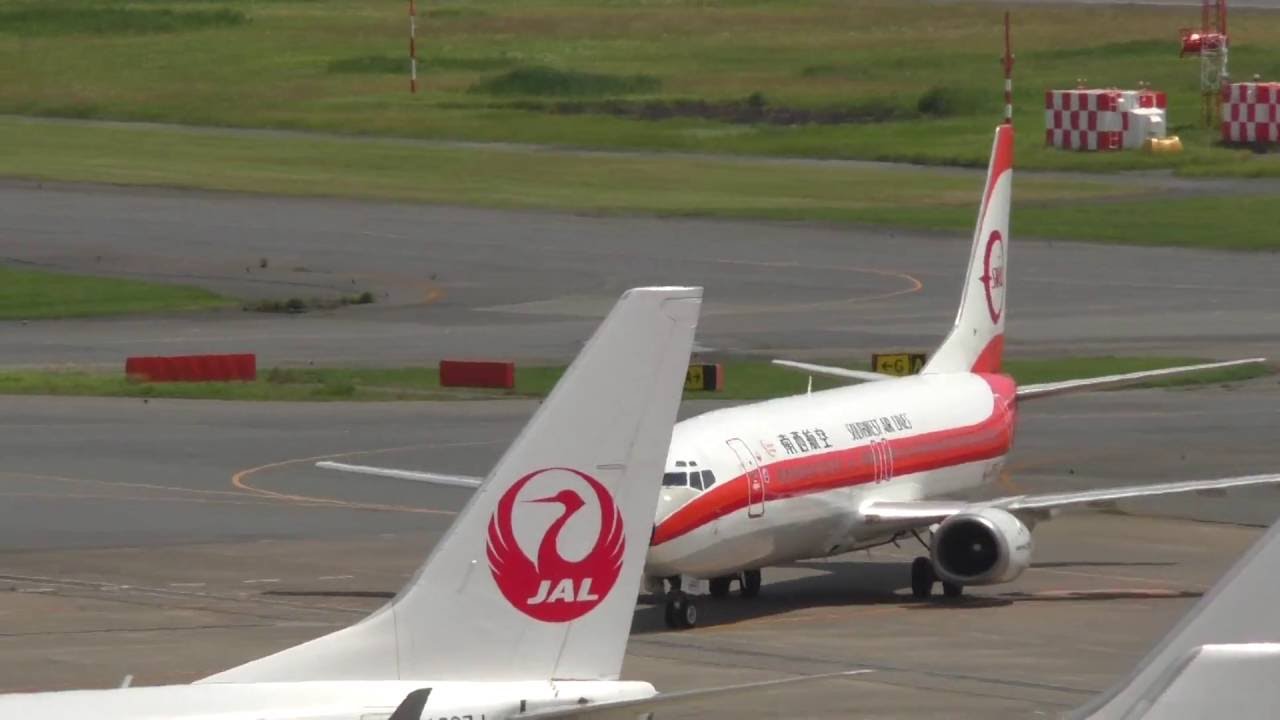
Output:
top-left (3, 180), bottom-right (1280, 718)
top-left (1, 383), bottom-right (1279, 718)
top-left (2, 181), bottom-right (1280, 368)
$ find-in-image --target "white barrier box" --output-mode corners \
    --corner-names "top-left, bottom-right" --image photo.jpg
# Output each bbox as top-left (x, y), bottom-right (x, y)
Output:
top-left (1222, 82), bottom-right (1280, 144)
top-left (1045, 89), bottom-right (1168, 151)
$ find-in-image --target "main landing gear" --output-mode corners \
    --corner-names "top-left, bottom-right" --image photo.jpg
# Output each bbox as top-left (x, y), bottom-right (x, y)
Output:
top-left (663, 569), bottom-right (762, 629)
top-left (664, 590), bottom-right (697, 629)
top-left (910, 557), bottom-right (964, 600)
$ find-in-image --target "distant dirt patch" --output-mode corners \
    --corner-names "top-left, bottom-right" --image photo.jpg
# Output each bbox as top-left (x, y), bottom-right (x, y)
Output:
top-left (476, 93), bottom-right (915, 126)
top-left (328, 54), bottom-right (516, 75)
top-left (915, 86), bottom-right (982, 118)
top-left (244, 291), bottom-right (375, 314)
top-left (469, 66), bottom-right (660, 98)
top-left (426, 6), bottom-right (489, 18)
top-left (0, 5), bottom-right (248, 35)
top-left (327, 55), bottom-right (404, 74)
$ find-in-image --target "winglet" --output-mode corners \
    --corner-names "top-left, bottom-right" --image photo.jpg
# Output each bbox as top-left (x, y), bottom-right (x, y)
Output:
top-left (201, 287), bottom-right (702, 684)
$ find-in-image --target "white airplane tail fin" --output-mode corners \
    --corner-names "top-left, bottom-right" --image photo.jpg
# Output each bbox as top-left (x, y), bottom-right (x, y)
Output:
top-left (1074, 519), bottom-right (1280, 719)
top-left (923, 123), bottom-right (1012, 375)
top-left (201, 286), bottom-right (702, 684)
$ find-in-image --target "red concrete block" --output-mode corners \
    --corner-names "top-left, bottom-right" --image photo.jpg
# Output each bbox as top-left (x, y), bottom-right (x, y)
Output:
top-left (126, 354), bottom-right (256, 382)
top-left (439, 360), bottom-right (515, 389)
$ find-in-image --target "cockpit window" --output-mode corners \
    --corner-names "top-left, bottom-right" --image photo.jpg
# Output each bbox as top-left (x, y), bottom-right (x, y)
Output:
top-left (662, 472), bottom-right (688, 487)
top-left (664, 467), bottom-right (714, 491)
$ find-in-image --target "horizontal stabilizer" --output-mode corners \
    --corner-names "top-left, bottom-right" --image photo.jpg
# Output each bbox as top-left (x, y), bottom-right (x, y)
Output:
top-left (1001, 473), bottom-right (1280, 512)
top-left (315, 461), bottom-right (482, 488)
top-left (862, 473), bottom-right (1280, 527)
top-left (1016, 358), bottom-right (1266, 400)
top-left (771, 359), bottom-right (894, 383)
top-left (518, 670), bottom-right (873, 719)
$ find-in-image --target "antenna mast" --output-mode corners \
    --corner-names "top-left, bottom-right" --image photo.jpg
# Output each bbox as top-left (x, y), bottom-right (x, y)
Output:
top-left (1002, 11), bottom-right (1015, 125)
top-left (1179, 0), bottom-right (1229, 127)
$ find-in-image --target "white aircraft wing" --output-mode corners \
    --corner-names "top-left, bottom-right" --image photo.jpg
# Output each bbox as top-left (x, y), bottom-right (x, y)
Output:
top-left (861, 473), bottom-right (1280, 526)
top-left (509, 670), bottom-right (873, 719)
top-left (1016, 358), bottom-right (1266, 400)
top-left (770, 359), bottom-right (895, 383)
top-left (314, 461), bottom-right (482, 488)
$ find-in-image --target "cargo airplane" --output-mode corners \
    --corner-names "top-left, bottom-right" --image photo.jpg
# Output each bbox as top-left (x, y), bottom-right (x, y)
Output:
top-left (325, 122), bottom-right (1274, 631)
top-left (0, 287), bottom-right (867, 718)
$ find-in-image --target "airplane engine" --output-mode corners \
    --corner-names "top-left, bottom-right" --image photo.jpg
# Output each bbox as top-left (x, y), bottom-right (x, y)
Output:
top-left (929, 507), bottom-right (1032, 586)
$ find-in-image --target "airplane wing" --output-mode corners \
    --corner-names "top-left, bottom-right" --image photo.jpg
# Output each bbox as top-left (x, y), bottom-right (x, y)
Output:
top-left (770, 359), bottom-right (895, 383)
top-left (1016, 358), bottom-right (1267, 400)
top-left (512, 670), bottom-right (873, 719)
top-left (314, 461), bottom-right (483, 488)
top-left (861, 473), bottom-right (1280, 526)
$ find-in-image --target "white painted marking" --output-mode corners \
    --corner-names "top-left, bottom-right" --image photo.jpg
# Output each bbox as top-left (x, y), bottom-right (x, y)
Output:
top-left (241, 578), bottom-right (281, 585)
top-left (168, 582), bottom-right (207, 588)
top-left (317, 575), bottom-right (354, 581)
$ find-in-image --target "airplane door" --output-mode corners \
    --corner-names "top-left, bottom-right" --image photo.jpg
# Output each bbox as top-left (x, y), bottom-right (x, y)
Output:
top-left (726, 438), bottom-right (765, 518)
top-left (870, 439), bottom-right (894, 483)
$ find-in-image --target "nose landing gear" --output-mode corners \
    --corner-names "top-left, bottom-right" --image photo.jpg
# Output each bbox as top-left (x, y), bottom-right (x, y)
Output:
top-left (664, 591), bottom-right (697, 629)
top-left (663, 569), bottom-right (764, 629)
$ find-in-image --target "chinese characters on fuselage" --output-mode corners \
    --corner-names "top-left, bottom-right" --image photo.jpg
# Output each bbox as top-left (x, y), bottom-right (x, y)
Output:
top-left (776, 428), bottom-right (833, 456)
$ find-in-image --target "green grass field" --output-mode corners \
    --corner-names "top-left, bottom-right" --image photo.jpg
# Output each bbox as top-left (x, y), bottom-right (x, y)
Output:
top-left (5, 117), bottom-right (1277, 249)
top-left (2, 0), bottom-right (1280, 176)
top-left (0, 265), bottom-right (232, 319)
top-left (0, 357), bottom-right (1267, 402)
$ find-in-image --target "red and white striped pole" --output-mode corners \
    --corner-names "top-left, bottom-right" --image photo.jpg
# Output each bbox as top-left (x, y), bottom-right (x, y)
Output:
top-left (1002, 11), bottom-right (1014, 125)
top-left (409, 0), bottom-right (418, 94)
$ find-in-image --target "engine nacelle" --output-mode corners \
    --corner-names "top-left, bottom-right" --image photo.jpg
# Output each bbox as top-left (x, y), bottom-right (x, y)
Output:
top-left (930, 507), bottom-right (1032, 586)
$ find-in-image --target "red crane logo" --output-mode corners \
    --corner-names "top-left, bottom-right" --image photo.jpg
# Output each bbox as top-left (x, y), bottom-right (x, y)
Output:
top-left (487, 467), bottom-right (625, 622)
top-left (981, 230), bottom-right (1006, 324)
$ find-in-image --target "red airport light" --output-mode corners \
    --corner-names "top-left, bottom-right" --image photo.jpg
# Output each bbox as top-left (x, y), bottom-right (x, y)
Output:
top-left (1179, 30), bottom-right (1226, 57)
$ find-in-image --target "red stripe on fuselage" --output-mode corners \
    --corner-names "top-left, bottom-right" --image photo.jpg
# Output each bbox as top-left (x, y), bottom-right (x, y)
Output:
top-left (651, 374), bottom-right (1017, 547)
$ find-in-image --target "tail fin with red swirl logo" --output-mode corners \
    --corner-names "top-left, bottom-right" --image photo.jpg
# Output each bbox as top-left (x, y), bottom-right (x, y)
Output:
top-left (201, 287), bottom-right (702, 684)
top-left (923, 123), bottom-right (1013, 375)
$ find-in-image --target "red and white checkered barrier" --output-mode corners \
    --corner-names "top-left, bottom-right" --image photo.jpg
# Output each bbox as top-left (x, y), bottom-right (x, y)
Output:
top-left (1045, 89), bottom-right (1168, 151)
top-left (1222, 82), bottom-right (1280, 144)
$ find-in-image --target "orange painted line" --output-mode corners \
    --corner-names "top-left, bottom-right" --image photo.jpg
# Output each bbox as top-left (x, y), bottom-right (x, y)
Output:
top-left (230, 441), bottom-right (496, 514)
top-left (0, 491), bottom-right (285, 507)
top-left (1030, 567), bottom-right (1206, 590)
top-left (707, 259), bottom-right (924, 315)
top-left (0, 470), bottom-right (272, 500)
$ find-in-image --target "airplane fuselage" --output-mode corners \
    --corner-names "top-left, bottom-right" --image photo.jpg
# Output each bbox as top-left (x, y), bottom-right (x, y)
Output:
top-left (0, 679), bottom-right (657, 719)
top-left (646, 372), bottom-right (1017, 578)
